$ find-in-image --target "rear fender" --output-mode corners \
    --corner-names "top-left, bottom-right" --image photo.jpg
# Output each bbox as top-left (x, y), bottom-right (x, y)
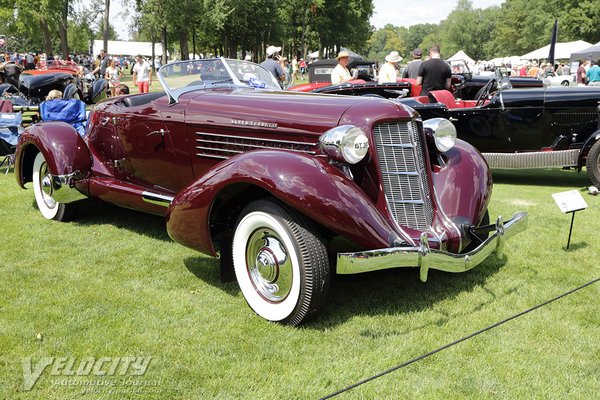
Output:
top-left (15, 122), bottom-right (92, 188)
top-left (166, 151), bottom-right (406, 256)
top-left (577, 129), bottom-right (600, 171)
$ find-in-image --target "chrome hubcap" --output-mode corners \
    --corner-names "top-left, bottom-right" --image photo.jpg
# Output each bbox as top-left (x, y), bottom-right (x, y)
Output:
top-left (246, 229), bottom-right (292, 302)
top-left (39, 163), bottom-right (56, 209)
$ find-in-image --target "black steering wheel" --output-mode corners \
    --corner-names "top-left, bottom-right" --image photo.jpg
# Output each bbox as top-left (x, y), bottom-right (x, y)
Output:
top-left (474, 78), bottom-right (496, 107)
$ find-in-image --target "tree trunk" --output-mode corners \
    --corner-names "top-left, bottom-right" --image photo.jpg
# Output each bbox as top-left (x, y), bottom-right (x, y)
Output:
top-left (39, 17), bottom-right (53, 57)
top-left (192, 26), bottom-right (196, 59)
top-left (103, 0), bottom-right (110, 52)
top-left (151, 40), bottom-right (156, 72)
top-left (161, 26), bottom-right (168, 64)
top-left (58, 0), bottom-right (69, 59)
top-left (179, 30), bottom-right (189, 61)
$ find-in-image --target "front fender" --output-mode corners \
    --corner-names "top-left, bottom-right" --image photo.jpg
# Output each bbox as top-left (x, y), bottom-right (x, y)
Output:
top-left (15, 122), bottom-right (92, 188)
top-left (166, 151), bottom-right (405, 256)
top-left (577, 129), bottom-right (600, 171)
top-left (432, 139), bottom-right (493, 228)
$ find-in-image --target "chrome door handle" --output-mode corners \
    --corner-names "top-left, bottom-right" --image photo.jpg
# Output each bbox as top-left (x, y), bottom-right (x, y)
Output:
top-left (147, 129), bottom-right (169, 137)
top-left (100, 117), bottom-right (110, 125)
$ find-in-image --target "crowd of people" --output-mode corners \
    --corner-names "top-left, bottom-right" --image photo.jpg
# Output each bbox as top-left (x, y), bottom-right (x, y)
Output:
top-left (0, 49), bottom-right (164, 96)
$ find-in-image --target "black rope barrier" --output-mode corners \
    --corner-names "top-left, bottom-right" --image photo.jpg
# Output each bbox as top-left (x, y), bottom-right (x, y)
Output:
top-left (320, 277), bottom-right (600, 399)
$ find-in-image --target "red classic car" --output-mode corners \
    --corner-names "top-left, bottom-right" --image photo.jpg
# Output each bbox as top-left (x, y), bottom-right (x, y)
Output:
top-left (15, 58), bottom-right (527, 325)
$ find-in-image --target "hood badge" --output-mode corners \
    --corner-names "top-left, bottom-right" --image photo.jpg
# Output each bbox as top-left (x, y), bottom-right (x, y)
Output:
top-left (232, 119), bottom-right (278, 129)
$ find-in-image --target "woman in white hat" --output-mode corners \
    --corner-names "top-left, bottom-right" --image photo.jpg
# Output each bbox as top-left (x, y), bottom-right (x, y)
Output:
top-left (331, 51), bottom-right (354, 85)
top-left (378, 51), bottom-right (402, 84)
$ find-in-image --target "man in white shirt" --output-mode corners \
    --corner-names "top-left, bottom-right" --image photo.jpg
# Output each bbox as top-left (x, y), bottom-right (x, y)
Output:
top-left (132, 54), bottom-right (152, 93)
top-left (331, 51), bottom-right (353, 85)
top-left (378, 51), bottom-right (402, 83)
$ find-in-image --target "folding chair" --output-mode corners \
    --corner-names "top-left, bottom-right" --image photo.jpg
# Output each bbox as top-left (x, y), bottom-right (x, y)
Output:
top-left (39, 98), bottom-right (87, 136)
top-left (0, 100), bottom-right (22, 174)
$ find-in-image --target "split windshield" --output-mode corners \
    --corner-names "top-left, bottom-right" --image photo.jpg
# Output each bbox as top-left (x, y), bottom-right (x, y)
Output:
top-left (157, 58), bottom-right (281, 102)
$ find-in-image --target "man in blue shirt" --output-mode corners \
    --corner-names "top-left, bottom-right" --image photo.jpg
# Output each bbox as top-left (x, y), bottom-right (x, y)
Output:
top-left (260, 45), bottom-right (286, 87)
top-left (586, 60), bottom-right (600, 86)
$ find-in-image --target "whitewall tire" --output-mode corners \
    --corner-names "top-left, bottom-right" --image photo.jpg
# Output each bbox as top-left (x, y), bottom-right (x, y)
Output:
top-left (233, 200), bottom-right (329, 325)
top-left (32, 152), bottom-right (74, 221)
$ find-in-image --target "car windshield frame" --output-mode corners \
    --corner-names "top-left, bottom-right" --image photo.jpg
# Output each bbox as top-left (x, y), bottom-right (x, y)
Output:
top-left (156, 57), bottom-right (282, 104)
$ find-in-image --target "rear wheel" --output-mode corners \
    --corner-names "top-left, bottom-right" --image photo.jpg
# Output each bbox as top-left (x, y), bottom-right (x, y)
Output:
top-left (586, 140), bottom-right (600, 187)
top-left (560, 80), bottom-right (570, 87)
top-left (32, 152), bottom-right (75, 221)
top-left (232, 199), bottom-right (329, 325)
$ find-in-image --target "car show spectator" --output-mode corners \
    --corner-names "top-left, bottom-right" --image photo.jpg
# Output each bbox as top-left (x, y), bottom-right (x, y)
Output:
top-left (132, 54), bottom-right (152, 93)
top-left (331, 50), bottom-right (354, 85)
top-left (576, 60), bottom-right (588, 86)
top-left (291, 56), bottom-right (299, 80)
top-left (586, 60), bottom-right (600, 86)
top-left (45, 89), bottom-right (62, 101)
top-left (115, 84), bottom-right (130, 95)
top-left (378, 51), bottom-right (401, 84)
top-left (402, 48), bottom-right (423, 79)
top-left (527, 62), bottom-right (540, 78)
top-left (415, 44), bottom-right (451, 95)
top-left (92, 49), bottom-right (109, 78)
top-left (299, 58), bottom-right (307, 79)
top-left (105, 58), bottom-right (123, 97)
top-left (260, 45), bottom-right (286, 86)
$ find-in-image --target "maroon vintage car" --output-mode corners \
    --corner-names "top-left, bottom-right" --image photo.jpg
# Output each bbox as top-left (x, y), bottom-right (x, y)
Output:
top-left (15, 58), bottom-right (527, 325)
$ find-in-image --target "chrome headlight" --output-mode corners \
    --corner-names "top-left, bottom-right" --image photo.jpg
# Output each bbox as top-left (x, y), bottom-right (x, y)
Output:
top-left (423, 118), bottom-right (456, 152)
top-left (319, 125), bottom-right (369, 164)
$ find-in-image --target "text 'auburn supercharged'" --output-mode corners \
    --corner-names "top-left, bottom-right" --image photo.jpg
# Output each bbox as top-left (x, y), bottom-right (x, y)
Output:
top-left (15, 58), bottom-right (527, 325)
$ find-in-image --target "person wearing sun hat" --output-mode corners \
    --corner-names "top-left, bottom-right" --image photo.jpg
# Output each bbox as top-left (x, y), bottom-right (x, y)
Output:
top-left (378, 51), bottom-right (402, 83)
top-left (331, 50), bottom-right (355, 84)
top-left (260, 45), bottom-right (286, 86)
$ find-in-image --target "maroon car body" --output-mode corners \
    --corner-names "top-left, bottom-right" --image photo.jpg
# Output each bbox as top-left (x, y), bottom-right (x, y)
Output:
top-left (15, 58), bottom-right (527, 325)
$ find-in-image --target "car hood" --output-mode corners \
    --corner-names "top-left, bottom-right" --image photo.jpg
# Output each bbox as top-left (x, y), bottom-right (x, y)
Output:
top-left (183, 88), bottom-right (400, 137)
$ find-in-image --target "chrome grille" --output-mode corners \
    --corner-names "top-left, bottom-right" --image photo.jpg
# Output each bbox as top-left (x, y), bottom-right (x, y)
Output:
top-left (373, 121), bottom-right (433, 230)
top-left (195, 132), bottom-right (316, 159)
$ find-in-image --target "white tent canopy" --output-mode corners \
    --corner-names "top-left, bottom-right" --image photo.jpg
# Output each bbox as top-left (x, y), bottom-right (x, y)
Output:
top-left (521, 40), bottom-right (592, 60)
top-left (447, 50), bottom-right (475, 65)
top-left (92, 40), bottom-right (165, 57)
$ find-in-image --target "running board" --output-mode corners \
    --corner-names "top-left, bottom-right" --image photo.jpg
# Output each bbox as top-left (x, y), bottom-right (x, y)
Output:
top-left (483, 149), bottom-right (579, 169)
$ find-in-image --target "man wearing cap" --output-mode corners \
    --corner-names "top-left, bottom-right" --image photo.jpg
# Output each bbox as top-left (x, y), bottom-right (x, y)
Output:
top-left (402, 48), bottom-right (423, 79)
top-left (260, 45), bottom-right (286, 86)
top-left (416, 44), bottom-right (451, 95)
top-left (331, 51), bottom-right (354, 85)
top-left (378, 51), bottom-right (402, 83)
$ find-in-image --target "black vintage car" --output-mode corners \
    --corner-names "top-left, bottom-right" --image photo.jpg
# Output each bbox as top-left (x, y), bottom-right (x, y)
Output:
top-left (0, 61), bottom-right (106, 105)
top-left (398, 78), bottom-right (600, 186)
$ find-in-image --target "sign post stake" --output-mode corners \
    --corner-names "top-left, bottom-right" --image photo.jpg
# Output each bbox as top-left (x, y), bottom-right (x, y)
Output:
top-left (552, 190), bottom-right (588, 252)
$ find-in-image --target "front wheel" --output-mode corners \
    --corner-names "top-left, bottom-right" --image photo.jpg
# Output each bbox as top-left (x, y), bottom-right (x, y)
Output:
top-left (32, 152), bottom-right (75, 221)
top-left (586, 140), bottom-right (600, 187)
top-left (560, 80), bottom-right (570, 87)
top-left (232, 199), bottom-right (329, 325)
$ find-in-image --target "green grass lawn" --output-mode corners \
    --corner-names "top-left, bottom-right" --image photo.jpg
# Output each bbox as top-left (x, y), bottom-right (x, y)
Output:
top-left (0, 165), bottom-right (598, 399)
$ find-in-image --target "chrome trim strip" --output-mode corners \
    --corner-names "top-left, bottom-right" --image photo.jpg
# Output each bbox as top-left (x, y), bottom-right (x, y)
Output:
top-left (195, 139), bottom-right (316, 154)
top-left (195, 153), bottom-right (228, 160)
top-left (336, 212), bottom-right (528, 282)
top-left (195, 132), bottom-right (318, 147)
top-left (483, 149), bottom-right (579, 169)
top-left (142, 191), bottom-right (174, 207)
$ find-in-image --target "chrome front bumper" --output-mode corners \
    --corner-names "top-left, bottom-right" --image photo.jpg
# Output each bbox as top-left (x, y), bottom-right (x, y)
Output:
top-left (336, 212), bottom-right (528, 282)
top-left (46, 171), bottom-right (88, 203)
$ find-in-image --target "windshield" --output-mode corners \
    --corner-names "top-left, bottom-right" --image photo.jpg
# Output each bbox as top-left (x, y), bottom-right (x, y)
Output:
top-left (157, 58), bottom-right (281, 103)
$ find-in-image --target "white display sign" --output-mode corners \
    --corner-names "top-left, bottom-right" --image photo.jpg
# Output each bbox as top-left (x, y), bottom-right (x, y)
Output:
top-left (552, 190), bottom-right (588, 213)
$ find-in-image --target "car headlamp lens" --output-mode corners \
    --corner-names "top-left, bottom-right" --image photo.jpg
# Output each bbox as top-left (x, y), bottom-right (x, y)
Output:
top-left (423, 118), bottom-right (456, 152)
top-left (319, 125), bottom-right (369, 164)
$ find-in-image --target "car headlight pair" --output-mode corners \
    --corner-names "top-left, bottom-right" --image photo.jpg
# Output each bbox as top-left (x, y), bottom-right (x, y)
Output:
top-left (423, 118), bottom-right (457, 152)
top-left (319, 125), bottom-right (369, 164)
